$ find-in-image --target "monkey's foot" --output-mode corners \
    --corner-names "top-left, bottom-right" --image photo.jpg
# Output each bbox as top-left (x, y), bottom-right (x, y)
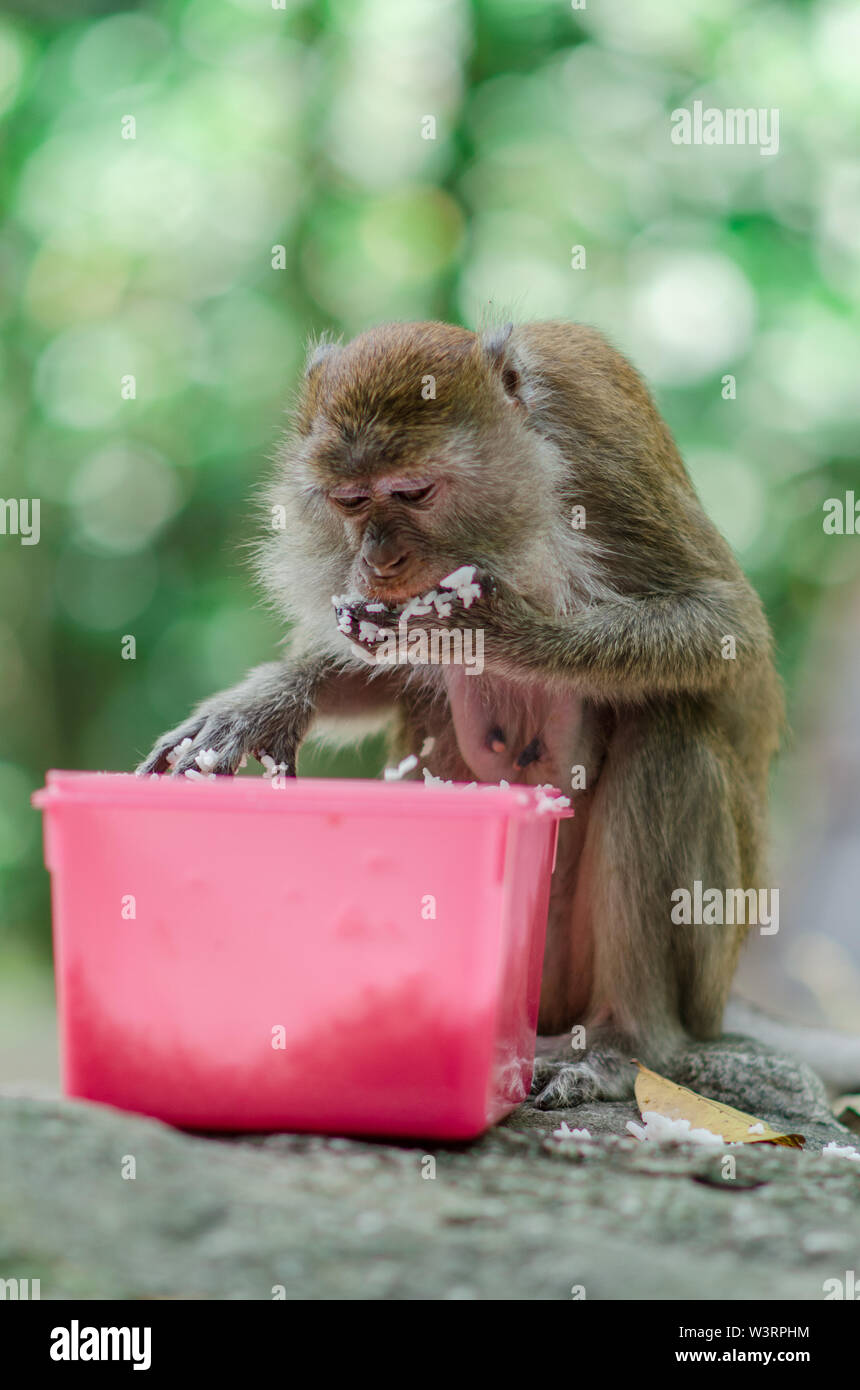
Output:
top-left (530, 1053), bottom-right (636, 1108)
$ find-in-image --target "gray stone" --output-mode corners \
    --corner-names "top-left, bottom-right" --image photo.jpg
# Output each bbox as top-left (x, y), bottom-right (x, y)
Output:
top-left (1, 1037), bottom-right (858, 1301)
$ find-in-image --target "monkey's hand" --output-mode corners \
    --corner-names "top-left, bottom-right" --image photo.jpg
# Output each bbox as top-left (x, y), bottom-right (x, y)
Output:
top-left (136, 661), bottom-right (321, 777)
top-left (332, 595), bottom-right (405, 662)
top-left (401, 567), bottom-right (500, 631)
top-left (136, 706), bottom-right (282, 778)
top-left (333, 571), bottom-right (503, 666)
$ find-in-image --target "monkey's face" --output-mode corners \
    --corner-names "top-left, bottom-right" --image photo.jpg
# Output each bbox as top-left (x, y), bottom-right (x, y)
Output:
top-left (289, 321), bottom-right (533, 602)
top-left (327, 470), bottom-right (455, 602)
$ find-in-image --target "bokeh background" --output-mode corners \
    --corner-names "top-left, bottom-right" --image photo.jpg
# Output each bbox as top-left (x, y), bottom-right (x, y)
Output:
top-left (1, 0), bottom-right (859, 1079)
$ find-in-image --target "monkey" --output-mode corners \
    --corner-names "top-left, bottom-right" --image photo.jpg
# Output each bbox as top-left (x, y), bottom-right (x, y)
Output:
top-left (137, 318), bottom-right (788, 1109)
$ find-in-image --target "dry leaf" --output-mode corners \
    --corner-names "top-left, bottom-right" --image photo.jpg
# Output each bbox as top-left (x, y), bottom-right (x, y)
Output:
top-left (633, 1061), bottom-right (805, 1148)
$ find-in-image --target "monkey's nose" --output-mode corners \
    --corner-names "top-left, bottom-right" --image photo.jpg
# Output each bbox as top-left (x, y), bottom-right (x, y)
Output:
top-left (369, 552), bottom-right (408, 578)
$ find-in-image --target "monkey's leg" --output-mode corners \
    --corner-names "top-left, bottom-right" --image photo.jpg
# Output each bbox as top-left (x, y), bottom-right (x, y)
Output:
top-left (531, 703), bottom-right (748, 1108)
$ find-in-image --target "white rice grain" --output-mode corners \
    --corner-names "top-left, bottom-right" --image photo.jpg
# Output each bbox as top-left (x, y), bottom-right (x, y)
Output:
top-left (456, 582), bottom-right (482, 609)
top-left (822, 1142), bottom-right (860, 1162)
top-left (534, 784), bottom-right (572, 815)
top-left (627, 1112), bottom-right (728, 1147)
top-left (439, 565), bottom-right (476, 590)
top-left (553, 1122), bottom-right (592, 1141)
top-left (384, 754), bottom-right (419, 781)
top-left (166, 737), bottom-right (193, 767)
top-left (401, 595), bottom-right (434, 620)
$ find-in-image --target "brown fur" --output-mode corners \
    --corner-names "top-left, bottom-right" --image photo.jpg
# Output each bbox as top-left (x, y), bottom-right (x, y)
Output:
top-left (138, 320), bottom-right (785, 1106)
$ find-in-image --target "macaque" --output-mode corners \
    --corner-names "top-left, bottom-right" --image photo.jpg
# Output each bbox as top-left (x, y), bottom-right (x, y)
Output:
top-left (138, 320), bottom-right (784, 1107)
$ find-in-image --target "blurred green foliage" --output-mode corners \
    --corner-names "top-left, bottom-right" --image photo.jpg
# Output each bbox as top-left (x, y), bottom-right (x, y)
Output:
top-left (1, 0), bottom-right (859, 952)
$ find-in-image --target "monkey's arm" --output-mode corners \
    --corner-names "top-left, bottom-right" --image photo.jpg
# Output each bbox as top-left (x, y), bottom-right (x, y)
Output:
top-left (136, 654), bottom-right (395, 776)
top-left (339, 576), bottom-right (768, 702)
top-left (493, 582), bottom-right (771, 701)
top-left (336, 569), bottom-right (766, 700)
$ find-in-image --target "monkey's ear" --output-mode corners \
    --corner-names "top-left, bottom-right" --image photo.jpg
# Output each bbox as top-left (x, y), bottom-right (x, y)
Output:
top-left (304, 337), bottom-right (342, 377)
top-left (480, 322), bottom-right (526, 407)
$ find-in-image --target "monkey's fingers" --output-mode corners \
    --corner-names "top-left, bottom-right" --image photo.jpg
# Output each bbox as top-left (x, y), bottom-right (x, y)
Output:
top-left (250, 729), bottom-right (301, 776)
top-left (166, 714), bottom-right (252, 778)
top-left (436, 565), bottom-right (498, 601)
top-left (135, 746), bottom-right (173, 776)
top-left (337, 599), bottom-right (401, 627)
top-left (392, 590), bottom-right (491, 637)
top-left (337, 611), bottom-right (401, 659)
top-left (135, 719), bottom-right (208, 775)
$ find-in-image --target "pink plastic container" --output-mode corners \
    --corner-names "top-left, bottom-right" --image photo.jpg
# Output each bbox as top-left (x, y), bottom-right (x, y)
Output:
top-left (33, 771), bottom-right (569, 1139)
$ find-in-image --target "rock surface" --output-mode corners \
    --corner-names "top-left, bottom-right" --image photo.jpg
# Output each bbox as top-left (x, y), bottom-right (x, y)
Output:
top-left (1, 1038), bottom-right (858, 1301)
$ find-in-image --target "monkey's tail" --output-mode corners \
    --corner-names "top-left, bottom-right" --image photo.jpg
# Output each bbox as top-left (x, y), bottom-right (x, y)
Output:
top-left (725, 997), bottom-right (860, 1097)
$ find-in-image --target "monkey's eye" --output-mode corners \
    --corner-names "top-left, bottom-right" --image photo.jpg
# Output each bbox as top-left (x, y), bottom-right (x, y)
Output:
top-left (392, 484), bottom-right (435, 505)
top-left (331, 494), bottom-right (369, 512)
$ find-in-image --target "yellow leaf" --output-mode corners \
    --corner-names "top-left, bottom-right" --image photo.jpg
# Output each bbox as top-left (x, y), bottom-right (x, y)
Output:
top-left (633, 1061), bottom-right (805, 1148)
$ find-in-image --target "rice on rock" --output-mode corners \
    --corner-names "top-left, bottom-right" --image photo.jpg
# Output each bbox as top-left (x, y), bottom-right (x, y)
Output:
top-left (822, 1141), bottom-right (860, 1162)
top-left (626, 1112), bottom-right (731, 1147)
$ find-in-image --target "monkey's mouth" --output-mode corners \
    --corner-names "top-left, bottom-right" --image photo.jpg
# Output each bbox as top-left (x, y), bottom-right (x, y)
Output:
top-left (358, 570), bottom-right (443, 606)
top-left (363, 585), bottom-right (417, 605)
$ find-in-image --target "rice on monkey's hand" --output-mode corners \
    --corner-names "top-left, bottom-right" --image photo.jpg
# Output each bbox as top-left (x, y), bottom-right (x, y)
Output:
top-left (332, 565), bottom-right (500, 661)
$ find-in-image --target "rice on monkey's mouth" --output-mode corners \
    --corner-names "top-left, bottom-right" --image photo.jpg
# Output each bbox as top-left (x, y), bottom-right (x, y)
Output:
top-left (359, 566), bottom-right (482, 611)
